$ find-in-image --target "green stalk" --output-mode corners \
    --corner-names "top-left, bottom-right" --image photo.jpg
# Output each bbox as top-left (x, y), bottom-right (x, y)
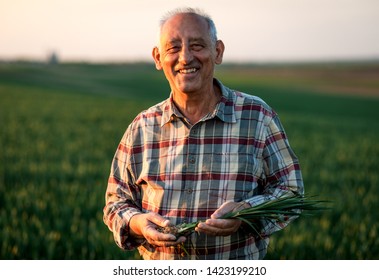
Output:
top-left (173, 194), bottom-right (328, 237)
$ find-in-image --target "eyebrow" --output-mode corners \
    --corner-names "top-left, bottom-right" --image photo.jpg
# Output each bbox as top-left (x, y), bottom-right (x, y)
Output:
top-left (166, 37), bottom-right (207, 46)
top-left (190, 38), bottom-right (207, 45)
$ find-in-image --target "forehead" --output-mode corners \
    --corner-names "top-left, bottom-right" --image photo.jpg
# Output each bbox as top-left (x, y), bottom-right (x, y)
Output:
top-left (160, 13), bottom-right (210, 43)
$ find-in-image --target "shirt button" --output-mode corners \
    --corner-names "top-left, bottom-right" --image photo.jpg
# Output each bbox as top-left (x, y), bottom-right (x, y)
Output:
top-left (187, 188), bottom-right (193, 194)
top-left (189, 156), bottom-right (195, 164)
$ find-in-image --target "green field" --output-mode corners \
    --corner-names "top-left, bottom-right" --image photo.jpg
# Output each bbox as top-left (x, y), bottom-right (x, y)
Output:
top-left (1, 61), bottom-right (379, 259)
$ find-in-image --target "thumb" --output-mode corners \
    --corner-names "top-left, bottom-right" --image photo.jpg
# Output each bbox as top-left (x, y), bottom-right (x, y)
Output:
top-left (211, 201), bottom-right (250, 219)
top-left (211, 201), bottom-right (233, 219)
top-left (147, 212), bottom-right (171, 227)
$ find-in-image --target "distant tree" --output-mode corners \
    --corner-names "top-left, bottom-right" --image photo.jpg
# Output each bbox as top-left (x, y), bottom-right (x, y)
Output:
top-left (48, 51), bottom-right (59, 65)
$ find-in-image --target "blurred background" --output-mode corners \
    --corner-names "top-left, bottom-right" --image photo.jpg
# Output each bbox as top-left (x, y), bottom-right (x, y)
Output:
top-left (1, 0), bottom-right (379, 259)
top-left (2, 0), bottom-right (379, 62)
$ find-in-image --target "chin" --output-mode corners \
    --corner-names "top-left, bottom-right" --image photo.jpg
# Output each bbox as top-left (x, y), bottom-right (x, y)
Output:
top-left (177, 81), bottom-right (202, 93)
top-left (179, 86), bottom-right (200, 94)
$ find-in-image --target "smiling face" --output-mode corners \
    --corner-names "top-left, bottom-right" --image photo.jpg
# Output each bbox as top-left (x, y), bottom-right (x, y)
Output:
top-left (152, 13), bottom-right (224, 96)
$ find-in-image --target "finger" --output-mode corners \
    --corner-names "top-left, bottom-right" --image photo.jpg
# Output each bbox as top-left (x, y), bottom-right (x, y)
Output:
top-left (196, 221), bottom-right (225, 233)
top-left (211, 201), bottom-right (243, 219)
top-left (210, 201), bottom-right (233, 219)
top-left (159, 236), bottom-right (186, 247)
top-left (195, 222), bottom-right (217, 235)
top-left (211, 201), bottom-right (250, 219)
top-left (196, 223), bottom-right (228, 236)
top-left (232, 201), bottom-right (251, 212)
top-left (206, 218), bottom-right (241, 231)
top-left (145, 226), bottom-right (177, 241)
top-left (196, 219), bottom-right (241, 236)
top-left (147, 212), bottom-right (171, 228)
top-left (149, 236), bottom-right (186, 247)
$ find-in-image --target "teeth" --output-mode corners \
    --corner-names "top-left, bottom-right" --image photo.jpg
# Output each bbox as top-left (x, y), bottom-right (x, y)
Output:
top-left (179, 68), bottom-right (197, 74)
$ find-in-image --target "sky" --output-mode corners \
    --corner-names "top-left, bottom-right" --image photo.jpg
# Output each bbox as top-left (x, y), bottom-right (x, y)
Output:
top-left (1, 0), bottom-right (379, 63)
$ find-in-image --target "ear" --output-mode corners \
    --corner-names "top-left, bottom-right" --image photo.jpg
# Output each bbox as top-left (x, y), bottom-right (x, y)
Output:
top-left (214, 40), bottom-right (225, 65)
top-left (152, 47), bottom-right (162, 70)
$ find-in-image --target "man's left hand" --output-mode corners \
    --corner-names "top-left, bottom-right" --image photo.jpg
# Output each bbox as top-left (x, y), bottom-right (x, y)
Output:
top-left (195, 201), bottom-right (250, 236)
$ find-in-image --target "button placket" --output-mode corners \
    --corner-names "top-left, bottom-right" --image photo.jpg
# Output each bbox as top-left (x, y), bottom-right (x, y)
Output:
top-left (187, 125), bottom-right (199, 166)
top-left (184, 125), bottom-right (200, 210)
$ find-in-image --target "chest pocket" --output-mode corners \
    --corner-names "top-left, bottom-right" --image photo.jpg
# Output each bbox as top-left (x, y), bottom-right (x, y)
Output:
top-left (202, 152), bottom-right (261, 203)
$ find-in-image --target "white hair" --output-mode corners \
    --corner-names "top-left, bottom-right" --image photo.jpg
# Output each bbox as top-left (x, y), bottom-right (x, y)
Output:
top-left (157, 7), bottom-right (218, 48)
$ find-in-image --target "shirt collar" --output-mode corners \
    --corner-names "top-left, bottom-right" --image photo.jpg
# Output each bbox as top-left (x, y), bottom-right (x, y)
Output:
top-left (161, 78), bottom-right (237, 127)
top-left (160, 96), bottom-right (184, 127)
top-left (214, 79), bottom-right (237, 124)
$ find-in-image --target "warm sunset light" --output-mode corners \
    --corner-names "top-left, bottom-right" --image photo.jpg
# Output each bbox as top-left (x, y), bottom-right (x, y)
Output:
top-left (1, 0), bottom-right (378, 62)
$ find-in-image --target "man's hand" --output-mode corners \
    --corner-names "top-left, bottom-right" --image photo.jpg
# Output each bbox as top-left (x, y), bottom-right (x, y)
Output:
top-left (129, 212), bottom-right (186, 247)
top-left (196, 201), bottom-right (250, 236)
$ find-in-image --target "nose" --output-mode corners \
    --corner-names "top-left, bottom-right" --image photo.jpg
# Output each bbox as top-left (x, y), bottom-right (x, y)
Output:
top-left (178, 45), bottom-right (193, 64)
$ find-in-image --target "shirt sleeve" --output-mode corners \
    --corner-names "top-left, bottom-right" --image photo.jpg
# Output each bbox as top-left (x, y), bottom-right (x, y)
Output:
top-left (103, 128), bottom-right (144, 250)
top-left (245, 113), bottom-right (304, 237)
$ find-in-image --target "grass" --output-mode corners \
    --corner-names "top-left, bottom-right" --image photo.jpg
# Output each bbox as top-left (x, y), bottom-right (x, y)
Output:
top-left (1, 61), bottom-right (378, 259)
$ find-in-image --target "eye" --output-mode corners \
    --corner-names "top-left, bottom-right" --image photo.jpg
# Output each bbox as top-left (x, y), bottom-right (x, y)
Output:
top-left (167, 46), bottom-right (180, 54)
top-left (191, 44), bottom-right (204, 51)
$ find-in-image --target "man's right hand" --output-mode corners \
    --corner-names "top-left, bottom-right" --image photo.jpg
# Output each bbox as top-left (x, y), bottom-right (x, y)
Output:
top-left (129, 212), bottom-right (186, 247)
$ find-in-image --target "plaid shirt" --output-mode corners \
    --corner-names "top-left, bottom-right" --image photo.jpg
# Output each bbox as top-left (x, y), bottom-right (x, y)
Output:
top-left (103, 79), bottom-right (304, 260)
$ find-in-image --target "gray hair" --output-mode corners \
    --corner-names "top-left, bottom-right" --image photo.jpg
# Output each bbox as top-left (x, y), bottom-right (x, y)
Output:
top-left (158, 7), bottom-right (218, 47)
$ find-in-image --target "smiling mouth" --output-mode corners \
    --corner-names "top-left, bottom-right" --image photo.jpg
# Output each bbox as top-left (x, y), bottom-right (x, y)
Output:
top-left (178, 68), bottom-right (198, 74)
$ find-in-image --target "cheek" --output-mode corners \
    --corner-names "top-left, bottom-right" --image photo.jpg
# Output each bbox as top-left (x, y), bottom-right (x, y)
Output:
top-left (161, 52), bottom-right (178, 64)
top-left (161, 59), bottom-right (177, 74)
top-left (162, 66), bottom-right (176, 80)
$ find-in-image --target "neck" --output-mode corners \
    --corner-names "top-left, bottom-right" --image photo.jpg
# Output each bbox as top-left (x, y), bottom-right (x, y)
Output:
top-left (172, 83), bottom-right (221, 125)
